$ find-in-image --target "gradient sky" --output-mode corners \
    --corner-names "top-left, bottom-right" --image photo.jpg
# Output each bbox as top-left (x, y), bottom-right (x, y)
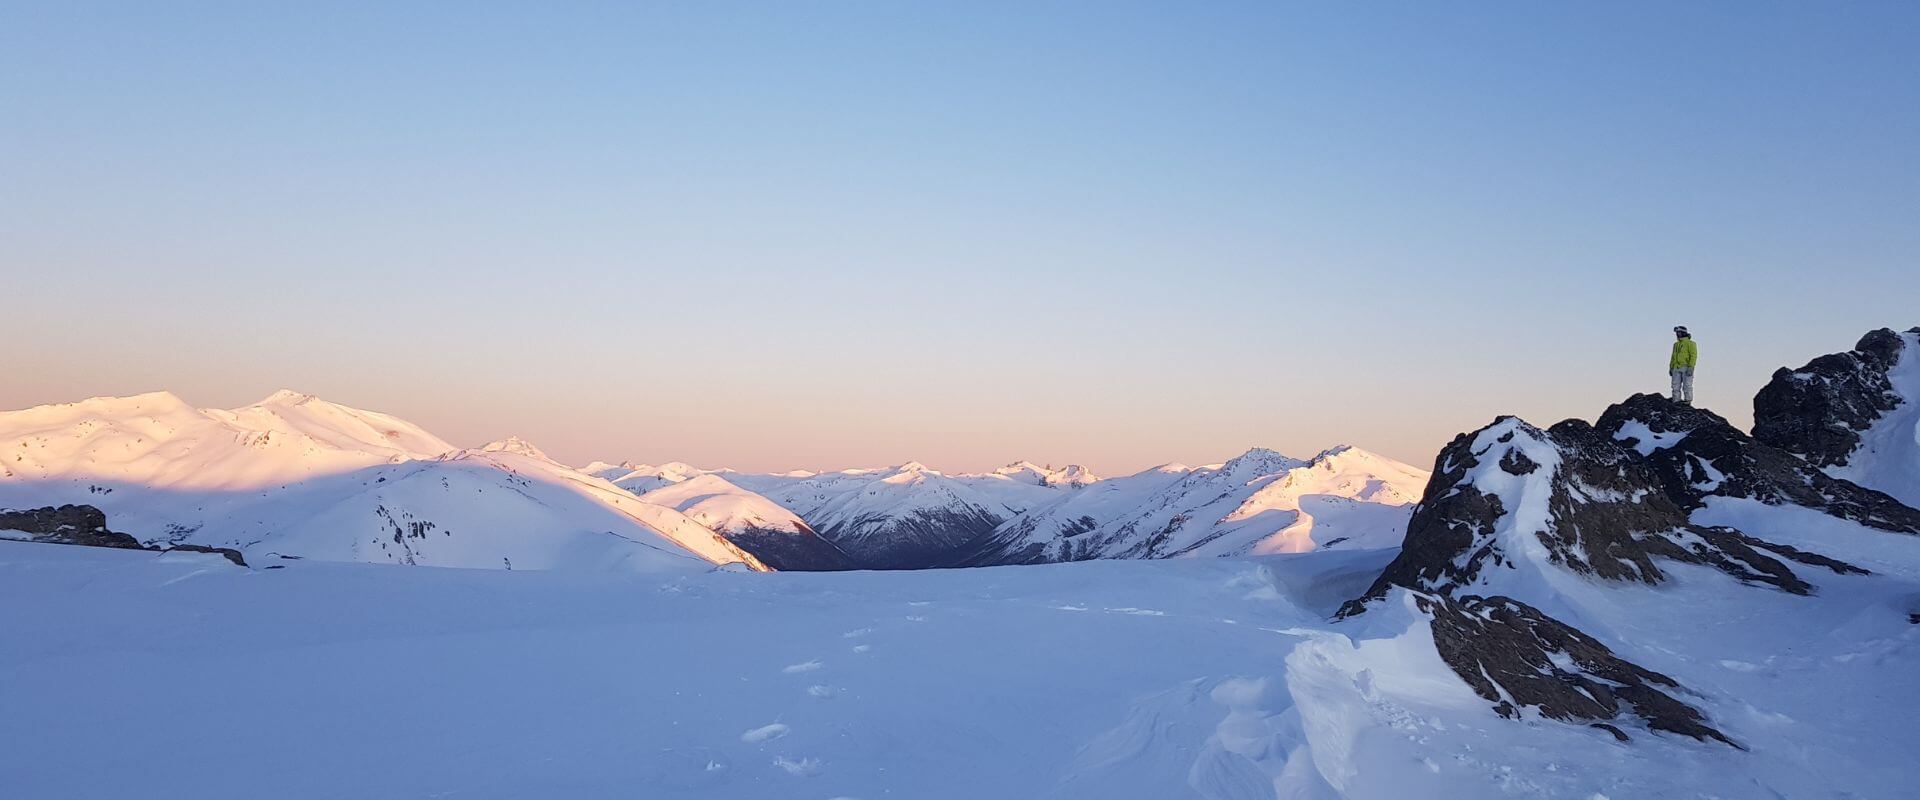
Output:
top-left (5, 2), bottom-right (1918, 475)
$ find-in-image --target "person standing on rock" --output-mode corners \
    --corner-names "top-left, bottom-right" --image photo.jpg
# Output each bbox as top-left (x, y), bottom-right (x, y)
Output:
top-left (1670, 326), bottom-right (1699, 405)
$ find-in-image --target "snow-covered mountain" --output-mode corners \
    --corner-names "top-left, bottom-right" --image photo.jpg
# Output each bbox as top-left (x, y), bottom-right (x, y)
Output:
top-left (750, 463), bottom-right (1017, 569)
top-left (959, 446), bottom-right (1429, 565)
top-left (639, 473), bottom-right (857, 571)
top-left (0, 391), bottom-right (764, 573)
top-left (947, 461), bottom-right (1100, 512)
top-left (580, 449), bottom-right (1429, 570)
top-left (598, 461), bottom-right (720, 495)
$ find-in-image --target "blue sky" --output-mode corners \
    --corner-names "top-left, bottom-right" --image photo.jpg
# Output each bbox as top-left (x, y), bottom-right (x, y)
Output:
top-left (5, 2), bottom-right (1917, 472)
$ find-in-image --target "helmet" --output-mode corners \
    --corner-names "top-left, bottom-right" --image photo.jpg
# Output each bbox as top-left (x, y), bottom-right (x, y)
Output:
top-left (1674, 326), bottom-right (1690, 337)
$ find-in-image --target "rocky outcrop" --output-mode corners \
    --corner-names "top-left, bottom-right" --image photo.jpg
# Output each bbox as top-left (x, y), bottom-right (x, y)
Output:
top-left (1422, 594), bottom-right (1739, 747)
top-left (0, 504), bottom-right (144, 549)
top-left (0, 504), bottom-right (247, 566)
top-left (1753, 327), bottom-right (1913, 467)
top-left (1345, 416), bottom-right (1857, 614)
top-left (1342, 414), bottom-right (1867, 747)
top-left (160, 543), bottom-right (249, 567)
top-left (1598, 393), bottom-right (1920, 534)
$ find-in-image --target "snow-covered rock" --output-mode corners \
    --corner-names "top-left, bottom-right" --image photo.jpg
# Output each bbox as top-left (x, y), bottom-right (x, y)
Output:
top-left (1598, 393), bottom-right (1920, 534)
top-left (1756, 327), bottom-right (1920, 507)
top-left (1343, 414), bottom-right (1869, 746)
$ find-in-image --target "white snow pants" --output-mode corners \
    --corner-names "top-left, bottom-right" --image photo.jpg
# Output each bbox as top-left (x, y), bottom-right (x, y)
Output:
top-left (1670, 367), bottom-right (1695, 404)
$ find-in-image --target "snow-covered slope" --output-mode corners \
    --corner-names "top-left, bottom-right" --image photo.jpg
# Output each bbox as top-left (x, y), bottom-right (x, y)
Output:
top-left (0, 392), bottom-right (763, 573)
top-left (963, 447), bottom-right (1429, 565)
top-left (640, 474), bottom-right (857, 571)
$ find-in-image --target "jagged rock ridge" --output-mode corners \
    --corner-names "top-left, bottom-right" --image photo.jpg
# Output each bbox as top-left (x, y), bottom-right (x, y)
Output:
top-left (1343, 397), bottom-right (1886, 746)
top-left (1753, 327), bottom-right (1914, 467)
top-left (1598, 393), bottom-right (1920, 534)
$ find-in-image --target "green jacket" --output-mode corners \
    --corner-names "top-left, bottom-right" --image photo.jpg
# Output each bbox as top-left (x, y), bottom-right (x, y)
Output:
top-left (1670, 338), bottom-right (1698, 370)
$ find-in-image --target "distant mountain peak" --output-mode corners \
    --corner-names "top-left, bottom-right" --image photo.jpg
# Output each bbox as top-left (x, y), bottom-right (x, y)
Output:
top-left (258, 388), bottom-right (314, 405)
top-left (1220, 447), bottom-right (1308, 478)
top-left (480, 436), bottom-right (552, 461)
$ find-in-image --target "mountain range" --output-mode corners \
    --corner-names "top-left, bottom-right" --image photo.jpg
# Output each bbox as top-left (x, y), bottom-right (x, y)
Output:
top-left (0, 390), bottom-right (1429, 572)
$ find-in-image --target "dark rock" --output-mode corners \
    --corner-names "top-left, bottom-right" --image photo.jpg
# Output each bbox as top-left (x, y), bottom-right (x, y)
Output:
top-left (0, 505), bottom-right (144, 549)
top-left (162, 543), bottom-right (249, 567)
top-left (1423, 594), bottom-right (1739, 748)
top-left (722, 524), bottom-right (861, 572)
top-left (0, 505), bottom-right (247, 566)
top-left (1499, 448), bottom-right (1539, 475)
top-left (1336, 412), bottom-right (1878, 749)
top-left (1343, 416), bottom-right (1855, 616)
top-left (1591, 723), bottom-right (1630, 742)
top-left (1598, 393), bottom-right (1920, 534)
top-left (1753, 328), bottom-right (1911, 467)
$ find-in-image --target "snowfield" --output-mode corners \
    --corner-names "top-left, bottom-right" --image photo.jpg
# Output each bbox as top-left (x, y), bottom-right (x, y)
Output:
top-left (3, 520), bottom-right (1916, 799)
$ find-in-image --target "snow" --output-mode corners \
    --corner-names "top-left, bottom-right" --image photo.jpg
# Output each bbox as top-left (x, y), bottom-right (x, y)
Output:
top-left (479, 435), bottom-right (553, 461)
top-left (0, 392), bottom-right (763, 573)
top-left (987, 447), bottom-right (1429, 563)
top-left (1828, 330), bottom-right (1920, 506)
top-left (640, 473), bottom-right (813, 535)
top-left (1607, 419), bottom-right (1688, 456)
top-left (7, 522), bottom-right (1914, 799)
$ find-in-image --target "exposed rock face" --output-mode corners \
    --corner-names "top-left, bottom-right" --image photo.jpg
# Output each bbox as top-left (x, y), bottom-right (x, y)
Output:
top-left (1422, 594), bottom-right (1738, 748)
top-left (1753, 327), bottom-right (1913, 467)
top-left (722, 526), bottom-right (861, 572)
top-left (1342, 415), bottom-right (1866, 746)
top-left (0, 504), bottom-right (247, 566)
top-left (1599, 393), bottom-right (1920, 534)
top-left (0, 504), bottom-right (143, 550)
top-left (1346, 417), bottom-right (1856, 613)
